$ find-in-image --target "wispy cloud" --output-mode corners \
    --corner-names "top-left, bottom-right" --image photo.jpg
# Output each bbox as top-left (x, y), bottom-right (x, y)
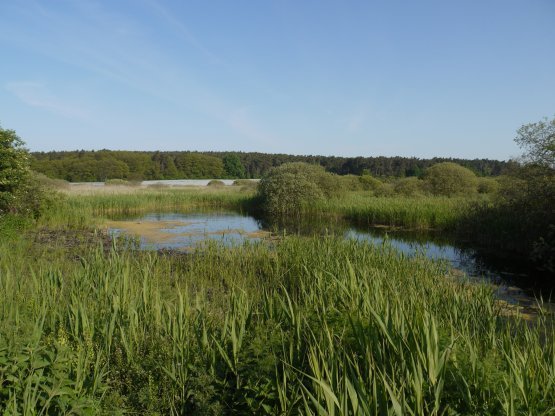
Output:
top-left (142, 0), bottom-right (222, 65)
top-left (6, 81), bottom-right (89, 119)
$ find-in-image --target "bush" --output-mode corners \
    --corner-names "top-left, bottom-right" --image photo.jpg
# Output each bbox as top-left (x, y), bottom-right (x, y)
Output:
top-left (258, 162), bottom-right (341, 215)
top-left (358, 175), bottom-right (396, 196)
top-left (105, 179), bottom-right (129, 186)
top-left (232, 179), bottom-right (258, 188)
top-left (207, 180), bottom-right (225, 187)
top-left (0, 126), bottom-right (30, 214)
top-left (338, 175), bottom-right (363, 191)
top-left (423, 162), bottom-right (478, 196)
top-left (477, 177), bottom-right (500, 194)
top-left (32, 172), bottom-right (70, 190)
top-left (393, 177), bottom-right (425, 196)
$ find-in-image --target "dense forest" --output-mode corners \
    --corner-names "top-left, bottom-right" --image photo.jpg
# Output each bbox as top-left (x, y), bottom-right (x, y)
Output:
top-left (31, 150), bottom-right (514, 182)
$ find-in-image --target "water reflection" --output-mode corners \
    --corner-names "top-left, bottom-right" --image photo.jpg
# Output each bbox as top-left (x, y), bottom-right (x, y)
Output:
top-left (108, 211), bottom-right (267, 250)
top-left (108, 211), bottom-right (541, 293)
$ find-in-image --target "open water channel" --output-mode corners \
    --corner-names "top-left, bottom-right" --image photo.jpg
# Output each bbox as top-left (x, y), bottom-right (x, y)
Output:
top-left (107, 210), bottom-right (553, 315)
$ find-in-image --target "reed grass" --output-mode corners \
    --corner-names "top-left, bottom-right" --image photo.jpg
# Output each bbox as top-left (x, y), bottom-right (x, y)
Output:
top-left (40, 187), bottom-right (255, 228)
top-left (310, 194), bottom-right (478, 230)
top-left (1, 225), bottom-right (553, 414)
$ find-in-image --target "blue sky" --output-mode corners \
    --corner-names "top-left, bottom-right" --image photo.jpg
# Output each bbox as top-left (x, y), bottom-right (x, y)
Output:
top-left (1, 0), bottom-right (554, 159)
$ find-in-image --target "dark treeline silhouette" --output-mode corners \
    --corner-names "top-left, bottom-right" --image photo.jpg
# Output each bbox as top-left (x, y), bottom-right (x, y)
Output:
top-left (31, 150), bottom-right (514, 182)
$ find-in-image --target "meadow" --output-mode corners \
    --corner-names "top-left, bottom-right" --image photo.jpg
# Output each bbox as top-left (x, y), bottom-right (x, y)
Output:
top-left (1, 185), bottom-right (554, 414)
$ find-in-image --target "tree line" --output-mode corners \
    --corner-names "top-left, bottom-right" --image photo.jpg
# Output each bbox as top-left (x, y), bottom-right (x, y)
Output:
top-left (31, 150), bottom-right (513, 182)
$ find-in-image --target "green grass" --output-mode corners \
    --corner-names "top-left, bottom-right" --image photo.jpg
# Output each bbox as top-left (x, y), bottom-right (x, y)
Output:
top-left (1, 188), bottom-right (553, 414)
top-left (40, 187), bottom-right (255, 228)
top-left (306, 193), bottom-right (482, 230)
top-left (1, 218), bottom-right (554, 414)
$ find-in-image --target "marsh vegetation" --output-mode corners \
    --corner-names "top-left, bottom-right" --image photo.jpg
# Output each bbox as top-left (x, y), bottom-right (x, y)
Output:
top-left (1, 119), bottom-right (554, 414)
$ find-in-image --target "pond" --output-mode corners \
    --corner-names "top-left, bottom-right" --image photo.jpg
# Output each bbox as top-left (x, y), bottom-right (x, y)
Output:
top-left (106, 210), bottom-right (551, 313)
top-left (106, 212), bottom-right (271, 250)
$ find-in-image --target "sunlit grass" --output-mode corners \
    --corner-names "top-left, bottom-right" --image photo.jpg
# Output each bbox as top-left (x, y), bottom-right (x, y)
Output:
top-left (1, 226), bottom-right (553, 414)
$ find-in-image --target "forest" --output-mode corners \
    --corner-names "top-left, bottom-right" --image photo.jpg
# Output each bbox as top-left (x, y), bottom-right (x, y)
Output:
top-left (30, 149), bottom-right (513, 182)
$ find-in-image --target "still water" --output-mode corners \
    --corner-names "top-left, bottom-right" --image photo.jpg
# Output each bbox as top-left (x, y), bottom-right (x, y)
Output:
top-left (107, 211), bottom-right (533, 289)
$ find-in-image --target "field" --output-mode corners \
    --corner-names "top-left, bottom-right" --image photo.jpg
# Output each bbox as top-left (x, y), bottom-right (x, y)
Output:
top-left (1, 186), bottom-right (554, 415)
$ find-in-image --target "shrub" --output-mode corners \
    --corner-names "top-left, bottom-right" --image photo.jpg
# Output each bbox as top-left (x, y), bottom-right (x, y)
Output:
top-left (358, 175), bottom-right (396, 196)
top-left (105, 179), bottom-right (129, 186)
top-left (232, 179), bottom-right (258, 188)
top-left (258, 162), bottom-right (341, 215)
top-left (207, 180), bottom-right (225, 187)
top-left (32, 172), bottom-right (70, 190)
top-left (0, 126), bottom-right (30, 214)
top-left (423, 162), bottom-right (478, 196)
top-left (393, 177), bottom-right (425, 196)
top-left (477, 177), bottom-right (500, 194)
top-left (338, 175), bottom-right (363, 191)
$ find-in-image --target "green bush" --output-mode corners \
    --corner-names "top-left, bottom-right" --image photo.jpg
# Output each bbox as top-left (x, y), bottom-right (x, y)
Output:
top-left (423, 162), bottom-right (478, 196)
top-left (258, 162), bottom-right (341, 215)
top-left (393, 177), bottom-right (425, 196)
top-left (477, 177), bottom-right (500, 194)
top-left (105, 178), bottom-right (129, 186)
top-left (207, 179), bottom-right (225, 187)
top-left (1, 126), bottom-right (30, 214)
top-left (33, 172), bottom-right (70, 190)
top-left (358, 175), bottom-right (383, 192)
top-left (0, 126), bottom-right (62, 219)
top-left (232, 179), bottom-right (258, 188)
top-left (338, 175), bottom-right (363, 191)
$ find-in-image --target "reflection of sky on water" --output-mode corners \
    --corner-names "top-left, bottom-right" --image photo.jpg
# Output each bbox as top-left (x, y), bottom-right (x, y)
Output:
top-left (110, 212), bottom-right (263, 250)
top-left (110, 211), bottom-right (523, 286)
top-left (345, 229), bottom-right (500, 281)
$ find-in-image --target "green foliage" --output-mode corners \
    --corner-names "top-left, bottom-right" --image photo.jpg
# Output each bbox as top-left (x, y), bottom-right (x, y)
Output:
top-left (175, 153), bottom-right (225, 179)
top-left (105, 178), bottom-right (129, 186)
top-left (477, 177), bottom-right (500, 194)
top-left (358, 174), bottom-right (383, 192)
top-left (515, 115), bottom-right (555, 168)
top-left (31, 150), bottom-right (512, 182)
top-left (337, 174), bottom-right (363, 191)
top-left (33, 172), bottom-right (70, 190)
top-left (1, 222), bottom-right (554, 414)
top-left (393, 176), bottom-right (425, 196)
top-left (207, 179), bottom-right (225, 187)
top-left (493, 165), bottom-right (555, 270)
top-left (0, 126), bottom-right (30, 214)
top-left (424, 162), bottom-right (478, 196)
top-left (223, 153), bottom-right (246, 178)
top-left (258, 162), bottom-right (341, 215)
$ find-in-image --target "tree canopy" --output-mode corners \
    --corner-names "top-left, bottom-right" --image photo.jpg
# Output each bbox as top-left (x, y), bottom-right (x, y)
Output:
top-left (515, 115), bottom-right (555, 169)
top-left (30, 150), bottom-right (512, 182)
top-left (0, 126), bottom-right (30, 214)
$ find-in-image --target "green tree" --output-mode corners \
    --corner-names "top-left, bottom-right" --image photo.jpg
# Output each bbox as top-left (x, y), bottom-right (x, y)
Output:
top-left (0, 126), bottom-right (30, 214)
top-left (423, 162), bottom-right (478, 196)
top-left (515, 115), bottom-right (555, 169)
top-left (223, 154), bottom-right (246, 178)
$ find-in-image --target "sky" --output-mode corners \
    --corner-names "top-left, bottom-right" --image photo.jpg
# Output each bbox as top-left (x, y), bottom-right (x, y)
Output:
top-left (0, 0), bottom-right (554, 160)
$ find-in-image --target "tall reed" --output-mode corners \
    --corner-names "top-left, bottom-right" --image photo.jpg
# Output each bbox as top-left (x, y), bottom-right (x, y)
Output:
top-left (1, 230), bottom-right (553, 414)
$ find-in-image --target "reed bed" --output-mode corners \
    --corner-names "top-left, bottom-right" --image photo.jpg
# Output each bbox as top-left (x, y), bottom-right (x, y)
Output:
top-left (310, 194), bottom-right (477, 230)
top-left (1, 230), bottom-right (553, 414)
top-left (41, 187), bottom-right (255, 228)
